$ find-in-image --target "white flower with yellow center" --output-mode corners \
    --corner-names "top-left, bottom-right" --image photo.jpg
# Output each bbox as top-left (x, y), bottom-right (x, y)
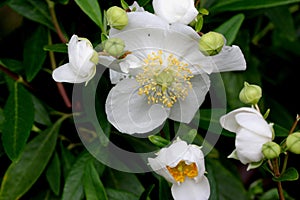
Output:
top-left (148, 138), bottom-right (210, 200)
top-left (52, 35), bottom-right (98, 85)
top-left (100, 11), bottom-right (246, 134)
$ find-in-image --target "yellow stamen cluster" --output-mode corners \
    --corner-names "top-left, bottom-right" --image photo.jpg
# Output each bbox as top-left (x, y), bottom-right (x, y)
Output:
top-left (166, 160), bottom-right (198, 183)
top-left (136, 50), bottom-right (193, 108)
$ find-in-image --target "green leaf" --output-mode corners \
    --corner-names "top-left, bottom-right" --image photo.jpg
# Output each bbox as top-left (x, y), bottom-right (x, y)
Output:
top-left (0, 108), bottom-right (4, 133)
top-left (180, 129), bottom-right (197, 144)
top-left (139, 184), bottom-right (154, 200)
top-left (43, 43), bottom-right (68, 53)
top-left (106, 188), bottom-right (139, 200)
top-left (159, 177), bottom-right (171, 200)
top-left (0, 116), bottom-right (64, 199)
top-left (46, 151), bottom-right (61, 196)
top-left (62, 151), bottom-right (93, 200)
top-left (2, 82), bottom-right (34, 161)
top-left (83, 160), bottom-right (108, 200)
top-left (273, 167), bottom-right (299, 182)
top-left (32, 95), bottom-right (52, 126)
top-left (0, 59), bottom-right (23, 73)
top-left (215, 13), bottom-right (245, 45)
top-left (60, 141), bottom-right (76, 180)
top-left (24, 25), bottom-right (48, 81)
top-left (210, 0), bottom-right (300, 12)
top-left (206, 158), bottom-right (248, 200)
top-left (148, 135), bottom-right (170, 147)
top-left (74, 0), bottom-right (103, 29)
top-left (7, 0), bottom-right (54, 30)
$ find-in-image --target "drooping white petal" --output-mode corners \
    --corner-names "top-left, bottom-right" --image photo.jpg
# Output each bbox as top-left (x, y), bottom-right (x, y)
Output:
top-left (171, 177), bottom-right (210, 200)
top-left (210, 45), bottom-right (246, 73)
top-left (219, 107), bottom-right (261, 133)
top-left (152, 0), bottom-right (198, 24)
top-left (52, 63), bottom-right (96, 83)
top-left (235, 113), bottom-right (273, 138)
top-left (105, 78), bottom-right (169, 134)
top-left (185, 144), bottom-right (206, 180)
top-left (169, 74), bottom-right (210, 123)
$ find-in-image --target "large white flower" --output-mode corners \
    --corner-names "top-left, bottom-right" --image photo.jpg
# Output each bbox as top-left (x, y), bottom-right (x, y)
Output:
top-left (52, 35), bottom-right (97, 84)
top-left (152, 0), bottom-right (198, 24)
top-left (100, 11), bottom-right (246, 134)
top-left (148, 138), bottom-right (210, 200)
top-left (220, 107), bottom-right (273, 169)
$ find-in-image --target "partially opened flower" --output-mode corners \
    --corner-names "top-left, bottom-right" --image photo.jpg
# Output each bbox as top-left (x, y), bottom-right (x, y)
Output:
top-left (100, 11), bottom-right (246, 134)
top-left (220, 107), bottom-right (273, 170)
top-left (52, 35), bottom-right (98, 85)
top-left (152, 0), bottom-right (198, 24)
top-left (148, 138), bottom-right (210, 200)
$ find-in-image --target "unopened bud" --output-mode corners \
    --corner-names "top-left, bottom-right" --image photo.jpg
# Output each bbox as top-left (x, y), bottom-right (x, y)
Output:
top-left (286, 132), bottom-right (300, 154)
top-left (148, 135), bottom-right (170, 148)
top-left (90, 51), bottom-right (99, 64)
top-left (262, 141), bottom-right (281, 159)
top-left (239, 82), bottom-right (262, 105)
top-left (106, 6), bottom-right (128, 30)
top-left (103, 38), bottom-right (125, 57)
top-left (198, 31), bottom-right (225, 56)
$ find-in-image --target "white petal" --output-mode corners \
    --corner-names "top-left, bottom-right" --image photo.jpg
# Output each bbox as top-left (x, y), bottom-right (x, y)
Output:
top-left (169, 74), bottom-right (210, 123)
top-left (171, 177), bottom-right (210, 200)
top-left (210, 45), bottom-right (246, 73)
top-left (105, 79), bottom-right (169, 134)
top-left (52, 63), bottom-right (95, 83)
top-left (235, 113), bottom-right (273, 138)
top-left (148, 157), bottom-right (176, 183)
top-left (109, 70), bottom-right (130, 84)
top-left (185, 145), bottom-right (206, 179)
top-left (129, 1), bottom-right (145, 12)
top-left (219, 107), bottom-right (261, 133)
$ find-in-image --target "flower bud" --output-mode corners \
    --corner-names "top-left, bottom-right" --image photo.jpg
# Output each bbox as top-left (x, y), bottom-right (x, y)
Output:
top-left (198, 31), bottom-right (225, 56)
top-left (262, 141), bottom-right (281, 159)
top-left (106, 6), bottom-right (128, 30)
top-left (286, 132), bottom-right (300, 154)
top-left (103, 38), bottom-right (125, 57)
top-left (90, 51), bottom-right (99, 64)
top-left (239, 82), bottom-right (262, 105)
top-left (148, 135), bottom-right (170, 148)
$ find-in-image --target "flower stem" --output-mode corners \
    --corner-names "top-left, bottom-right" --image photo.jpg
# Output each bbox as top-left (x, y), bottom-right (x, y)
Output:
top-left (48, 31), bottom-right (72, 108)
top-left (272, 158), bottom-right (285, 200)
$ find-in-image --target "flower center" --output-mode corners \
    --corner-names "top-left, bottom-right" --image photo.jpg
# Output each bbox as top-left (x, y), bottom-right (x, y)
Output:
top-left (136, 50), bottom-right (193, 108)
top-left (166, 160), bottom-right (198, 183)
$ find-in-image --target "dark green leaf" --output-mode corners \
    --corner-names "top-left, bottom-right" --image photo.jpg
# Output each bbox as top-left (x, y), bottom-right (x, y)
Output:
top-left (83, 160), bottom-right (108, 200)
top-left (139, 184), bottom-right (154, 200)
top-left (32, 95), bottom-right (52, 126)
top-left (0, 59), bottom-right (23, 73)
top-left (2, 82), bottom-right (34, 161)
top-left (273, 167), bottom-right (299, 182)
top-left (60, 141), bottom-right (76, 180)
top-left (210, 0), bottom-right (300, 12)
top-left (137, 0), bottom-right (152, 7)
top-left (62, 151), bottom-right (93, 200)
top-left (7, 0), bottom-right (54, 30)
top-left (259, 188), bottom-right (295, 200)
top-left (106, 188), bottom-right (139, 200)
top-left (215, 13), bottom-right (245, 45)
top-left (46, 151), bottom-right (61, 196)
top-left (159, 177), bottom-right (171, 200)
top-left (43, 43), bottom-right (68, 53)
top-left (74, 0), bottom-right (103, 29)
top-left (24, 25), bottom-right (48, 81)
top-left (0, 116), bottom-right (63, 199)
top-left (0, 108), bottom-right (4, 133)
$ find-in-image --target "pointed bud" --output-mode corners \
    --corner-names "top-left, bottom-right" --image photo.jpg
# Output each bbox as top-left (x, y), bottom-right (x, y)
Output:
top-left (106, 6), bottom-right (128, 30)
top-left (286, 132), bottom-right (300, 154)
top-left (262, 141), bottom-right (281, 159)
top-left (103, 38), bottom-right (125, 58)
top-left (239, 82), bottom-right (262, 105)
top-left (148, 135), bottom-right (170, 148)
top-left (198, 31), bottom-right (225, 56)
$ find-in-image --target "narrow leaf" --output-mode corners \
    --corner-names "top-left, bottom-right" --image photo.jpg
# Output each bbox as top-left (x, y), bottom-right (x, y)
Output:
top-left (46, 151), bottom-right (61, 195)
top-left (32, 95), bottom-right (52, 126)
top-left (74, 0), bottom-right (103, 28)
top-left (60, 141), bottom-right (76, 180)
top-left (273, 167), bottom-right (299, 182)
top-left (215, 13), bottom-right (245, 45)
top-left (0, 117), bottom-right (64, 199)
top-left (7, 0), bottom-right (54, 30)
top-left (106, 188), bottom-right (139, 200)
top-left (2, 82), bottom-right (34, 161)
top-left (62, 151), bottom-right (93, 200)
top-left (83, 160), bottom-right (108, 200)
top-left (24, 25), bottom-right (48, 81)
top-left (43, 43), bottom-right (68, 53)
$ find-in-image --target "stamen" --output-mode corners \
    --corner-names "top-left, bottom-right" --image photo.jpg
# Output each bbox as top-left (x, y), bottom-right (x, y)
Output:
top-left (136, 51), bottom-right (193, 108)
top-left (166, 160), bottom-right (198, 183)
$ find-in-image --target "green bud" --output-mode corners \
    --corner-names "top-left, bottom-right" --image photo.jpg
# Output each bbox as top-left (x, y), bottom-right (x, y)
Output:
top-left (198, 31), bottom-right (225, 56)
top-left (262, 141), bottom-right (281, 159)
top-left (286, 132), bottom-right (300, 154)
top-left (239, 82), bottom-right (262, 105)
top-left (148, 135), bottom-right (170, 148)
top-left (103, 38), bottom-right (125, 57)
top-left (106, 6), bottom-right (128, 30)
top-left (90, 51), bottom-right (99, 64)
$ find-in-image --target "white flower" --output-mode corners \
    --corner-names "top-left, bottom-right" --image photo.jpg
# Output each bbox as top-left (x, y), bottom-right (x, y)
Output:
top-left (100, 11), bottom-right (246, 134)
top-left (52, 35), bottom-right (97, 84)
top-left (152, 0), bottom-right (198, 24)
top-left (220, 107), bottom-right (273, 169)
top-left (129, 1), bottom-right (145, 12)
top-left (148, 138), bottom-right (210, 200)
